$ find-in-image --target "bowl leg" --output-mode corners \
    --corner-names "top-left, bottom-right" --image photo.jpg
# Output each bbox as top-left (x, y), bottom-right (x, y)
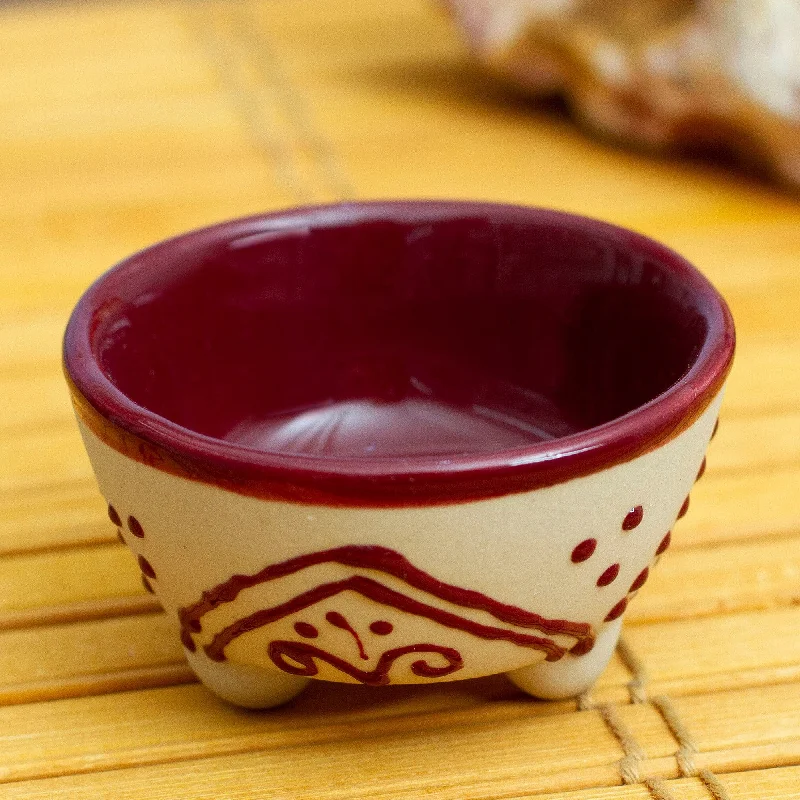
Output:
top-left (507, 617), bottom-right (623, 700)
top-left (185, 648), bottom-right (311, 709)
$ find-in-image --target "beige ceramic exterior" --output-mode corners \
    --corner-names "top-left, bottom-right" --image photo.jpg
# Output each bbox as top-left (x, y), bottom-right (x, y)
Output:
top-left (75, 391), bottom-right (723, 708)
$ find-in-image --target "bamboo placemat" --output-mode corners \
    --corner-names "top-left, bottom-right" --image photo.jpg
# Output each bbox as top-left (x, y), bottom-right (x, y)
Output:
top-left (1, 0), bottom-right (799, 797)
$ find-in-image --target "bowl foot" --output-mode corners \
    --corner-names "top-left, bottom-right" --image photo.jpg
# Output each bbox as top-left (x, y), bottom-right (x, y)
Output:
top-left (185, 649), bottom-right (310, 709)
top-left (507, 618), bottom-right (623, 700)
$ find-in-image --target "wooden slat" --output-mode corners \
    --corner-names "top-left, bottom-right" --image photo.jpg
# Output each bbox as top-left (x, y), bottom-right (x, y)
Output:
top-left (658, 221), bottom-right (800, 289)
top-left (0, 543), bottom-right (144, 617)
top-left (0, 604), bottom-right (627, 707)
top-left (517, 768), bottom-right (800, 800)
top-left (629, 534), bottom-right (800, 623)
top-left (722, 335), bottom-right (800, 417)
top-left (0, 2), bottom-right (295, 316)
top-left (710, 411), bottom-right (800, 475)
top-left (3, 666), bottom-right (799, 787)
top-left (0, 690), bottom-right (619, 789)
top-left (0, 313), bottom-right (68, 375)
top-left (678, 466), bottom-right (800, 548)
top-left (623, 607), bottom-right (800, 694)
top-left (1, 684), bottom-right (798, 797)
top-left (0, 613), bottom-right (188, 700)
top-left (13, 766), bottom-right (800, 800)
top-left (677, 684), bottom-right (800, 754)
top-left (0, 374), bottom-right (75, 435)
top-left (0, 479), bottom-right (110, 557)
top-left (0, 427), bottom-right (95, 491)
top-left (0, 681), bottom-right (676, 788)
top-left (680, 767), bottom-right (800, 800)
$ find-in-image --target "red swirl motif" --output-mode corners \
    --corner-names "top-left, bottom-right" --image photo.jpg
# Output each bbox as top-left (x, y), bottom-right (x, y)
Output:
top-left (268, 640), bottom-right (463, 686)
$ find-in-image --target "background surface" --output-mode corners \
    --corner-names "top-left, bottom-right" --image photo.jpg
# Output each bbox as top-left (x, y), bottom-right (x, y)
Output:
top-left (1, 1), bottom-right (799, 797)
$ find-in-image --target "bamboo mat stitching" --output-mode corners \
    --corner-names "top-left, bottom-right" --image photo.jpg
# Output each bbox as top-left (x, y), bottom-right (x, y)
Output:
top-left (579, 635), bottom-right (735, 799)
top-left (188, 1), bottom-right (313, 202)
top-left (189, 0), bottom-right (355, 204)
top-left (652, 695), bottom-right (699, 778)
top-left (614, 637), bottom-right (732, 800)
top-left (617, 633), bottom-right (649, 705)
top-left (233, 0), bottom-right (356, 201)
top-left (643, 776), bottom-right (679, 800)
top-left (596, 702), bottom-right (648, 785)
top-left (652, 694), bottom-right (734, 800)
top-left (698, 769), bottom-right (737, 800)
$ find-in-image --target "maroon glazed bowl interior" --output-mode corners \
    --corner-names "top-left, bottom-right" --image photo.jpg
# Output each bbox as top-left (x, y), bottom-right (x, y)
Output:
top-left (64, 202), bottom-right (734, 502)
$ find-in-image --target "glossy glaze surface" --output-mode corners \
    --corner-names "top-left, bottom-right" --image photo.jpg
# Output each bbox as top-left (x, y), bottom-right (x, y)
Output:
top-left (64, 202), bottom-right (734, 505)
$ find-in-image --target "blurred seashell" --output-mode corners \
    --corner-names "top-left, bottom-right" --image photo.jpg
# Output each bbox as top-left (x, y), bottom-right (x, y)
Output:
top-left (445, 0), bottom-right (800, 188)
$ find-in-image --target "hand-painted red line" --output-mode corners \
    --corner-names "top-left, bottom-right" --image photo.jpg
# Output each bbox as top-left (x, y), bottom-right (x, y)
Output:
top-left (294, 621), bottom-right (318, 638)
top-left (138, 555), bottom-right (156, 579)
top-left (629, 567), bottom-right (649, 593)
top-left (605, 597), bottom-right (628, 622)
top-left (202, 574), bottom-right (571, 663)
top-left (622, 506), bottom-right (643, 531)
top-left (571, 538), bottom-right (597, 563)
top-left (179, 545), bottom-right (591, 649)
top-left (268, 640), bottom-right (463, 686)
top-left (108, 504), bottom-right (122, 527)
top-left (696, 457), bottom-right (707, 481)
top-left (370, 620), bottom-right (393, 635)
top-left (326, 611), bottom-right (368, 660)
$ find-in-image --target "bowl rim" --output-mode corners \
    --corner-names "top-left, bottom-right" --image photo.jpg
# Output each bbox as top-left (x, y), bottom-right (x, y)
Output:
top-left (63, 200), bottom-right (735, 506)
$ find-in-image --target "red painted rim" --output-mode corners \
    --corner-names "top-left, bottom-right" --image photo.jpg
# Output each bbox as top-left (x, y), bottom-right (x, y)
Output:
top-left (63, 201), bottom-right (735, 506)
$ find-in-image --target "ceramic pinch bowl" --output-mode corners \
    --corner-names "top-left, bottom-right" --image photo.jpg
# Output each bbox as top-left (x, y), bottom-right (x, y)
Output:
top-left (63, 201), bottom-right (735, 709)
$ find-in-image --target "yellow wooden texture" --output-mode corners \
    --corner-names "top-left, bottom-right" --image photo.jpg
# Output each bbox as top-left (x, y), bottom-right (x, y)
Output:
top-left (0, 0), bottom-right (799, 797)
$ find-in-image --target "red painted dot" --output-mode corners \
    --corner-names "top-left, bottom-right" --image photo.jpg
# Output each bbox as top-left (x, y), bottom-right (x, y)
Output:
top-left (142, 575), bottom-right (155, 594)
top-left (696, 457), bottom-right (707, 481)
top-left (326, 611), bottom-right (347, 628)
top-left (629, 567), bottom-right (649, 593)
top-left (605, 597), bottom-right (628, 622)
top-left (370, 620), bottom-right (393, 636)
top-left (138, 555), bottom-right (156, 579)
top-left (294, 621), bottom-right (318, 639)
top-left (622, 505), bottom-right (644, 531)
top-left (656, 531), bottom-right (672, 555)
top-left (116, 530), bottom-right (125, 544)
top-left (712, 418), bottom-right (720, 439)
top-left (571, 538), bottom-right (597, 563)
top-left (108, 504), bottom-right (121, 527)
top-left (677, 496), bottom-right (690, 519)
top-left (570, 637), bottom-right (596, 656)
top-left (128, 516), bottom-right (145, 538)
top-left (597, 563), bottom-right (620, 587)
